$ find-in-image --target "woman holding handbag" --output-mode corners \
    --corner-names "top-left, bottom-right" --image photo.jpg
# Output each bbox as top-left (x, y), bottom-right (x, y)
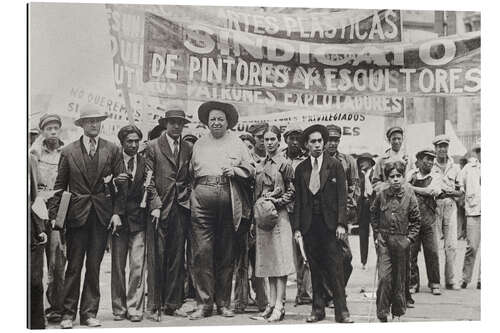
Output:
top-left (251, 125), bottom-right (296, 322)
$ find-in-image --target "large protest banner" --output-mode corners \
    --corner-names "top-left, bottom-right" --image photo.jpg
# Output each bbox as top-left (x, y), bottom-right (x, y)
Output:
top-left (104, 5), bottom-right (480, 153)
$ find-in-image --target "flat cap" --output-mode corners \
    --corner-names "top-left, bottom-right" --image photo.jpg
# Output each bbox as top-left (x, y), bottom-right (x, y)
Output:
top-left (432, 134), bottom-right (450, 146)
top-left (39, 113), bottom-right (62, 130)
top-left (416, 148), bottom-right (437, 160)
top-left (326, 124), bottom-right (342, 137)
top-left (283, 125), bottom-right (303, 141)
top-left (386, 126), bottom-right (404, 140)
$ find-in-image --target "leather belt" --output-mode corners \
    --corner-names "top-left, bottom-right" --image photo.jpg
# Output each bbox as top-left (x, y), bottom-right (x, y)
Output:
top-left (196, 175), bottom-right (229, 185)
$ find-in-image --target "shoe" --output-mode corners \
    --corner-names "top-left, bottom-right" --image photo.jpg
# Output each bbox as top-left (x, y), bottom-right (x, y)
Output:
top-left (216, 306), bottom-right (235, 317)
top-left (477, 282), bottom-right (481, 290)
top-left (362, 264), bottom-right (367, 270)
top-left (128, 315), bottom-right (142, 322)
top-left (406, 301), bottom-right (415, 308)
top-left (461, 282), bottom-right (468, 289)
top-left (378, 316), bottom-right (388, 322)
top-left (46, 312), bottom-right (63, 323)
top-left (335, 316), bottom-right (354, 324)
top-left (233, 308), bottom-right (246, 314)
top-left (446, 283), bottom-right (460, 290)
top-left (409, 285), bottom-right (419, 294)
top-left (392, 316), bottom-right (401, 322)
top-left (164, 308), bottom-right (188, 317)
top-left (431, 288), bottom-right (442, 295)
top-left (250, 305), bottom-right (274, 320)
top-left (188, 308), bottom-right (212, 320)
top-left (113, 314), bottom-right (126, 321)
top-left (306, 312), bottom-right (325, 323)
top-left (80, 317), bottom-right (101, 327)
top-left (295, 296), bottom-right (312, 305)
top-left (60, 319), bottom-right (73, 329)
top-left (267, 307), bottom-right (285, 322)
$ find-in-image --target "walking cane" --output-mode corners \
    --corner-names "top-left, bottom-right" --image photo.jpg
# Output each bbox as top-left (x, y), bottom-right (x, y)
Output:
top-left (367, 258), bottom-right (378, 322)
top-left (153, 215), bottom-right (162, 322)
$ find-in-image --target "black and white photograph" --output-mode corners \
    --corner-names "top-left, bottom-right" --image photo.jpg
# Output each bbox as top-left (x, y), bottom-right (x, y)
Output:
top-left (25, 1), bottom-right (484, 330)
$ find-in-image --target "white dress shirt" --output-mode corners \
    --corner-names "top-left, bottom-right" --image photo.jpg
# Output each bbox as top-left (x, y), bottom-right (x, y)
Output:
top-left (83, 135), bottom-right (99, 155)
top-left (165, 132), bottom-right (179, 154)
top-left (310, 153), bottom-right (324, 170)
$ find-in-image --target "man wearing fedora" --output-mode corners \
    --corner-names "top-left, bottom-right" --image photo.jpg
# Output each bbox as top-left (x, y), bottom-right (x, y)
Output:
top-left (431, 134), bottom-right (463, 290)
top-left (356, 153), bottom-right (376, 269)
top-left (30, 113), bottom-right (66, 323)
top-left (144, 108), bottom-right (192, 318)
top-left (407, 148), bottom-right (442, 295)
top-left (293, 124), bottom-right (353, 324)
top-left (189, 101), bottom-right (255, 320)
top-left (48, 104), bottom-right (121, 328)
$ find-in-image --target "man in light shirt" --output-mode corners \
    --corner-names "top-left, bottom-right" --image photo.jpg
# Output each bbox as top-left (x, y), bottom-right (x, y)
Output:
top-left (460, 144), bottom-right (481, 290)
top-left (431, 134), bottom-right (463, 290)
top-left (189, 101), bottom-right (255, 320)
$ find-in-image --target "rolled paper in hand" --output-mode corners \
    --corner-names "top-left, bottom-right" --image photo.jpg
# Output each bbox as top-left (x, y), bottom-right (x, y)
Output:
top-left (140, 170), bottom-right (153, 208)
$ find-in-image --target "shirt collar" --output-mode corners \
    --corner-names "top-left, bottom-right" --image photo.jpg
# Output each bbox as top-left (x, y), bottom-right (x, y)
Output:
top-left (123, 151), bottom-right (136, 162)
top-left (165, 132), bottom-right (179, 147)
top-left (387, 185), bottom-right (405, 198)
top-left (310, 153), bottom-right (323, 168)
top-left (84, 134), bottom-right (99, 145)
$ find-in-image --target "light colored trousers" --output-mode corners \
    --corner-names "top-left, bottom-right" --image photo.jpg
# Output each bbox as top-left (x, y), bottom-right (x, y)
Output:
top-left (111, 230), bottom-right (146, 317)
top-left (435, 198), bottom-right (458, 285)
top-left (462, 216), bottom-right (481, 284)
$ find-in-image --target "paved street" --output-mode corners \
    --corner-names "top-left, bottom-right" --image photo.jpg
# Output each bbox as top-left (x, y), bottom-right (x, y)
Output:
top-left (44, 234), bottom-right (480, 328)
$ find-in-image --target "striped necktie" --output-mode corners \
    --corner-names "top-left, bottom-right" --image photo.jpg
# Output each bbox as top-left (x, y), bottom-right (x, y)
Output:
top-left (89, 137), bottom-right (96, 158)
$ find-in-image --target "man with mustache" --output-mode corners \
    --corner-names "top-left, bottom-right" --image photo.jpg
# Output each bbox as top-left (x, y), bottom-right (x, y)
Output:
top-left (189, 101), bottom-right (255, 320)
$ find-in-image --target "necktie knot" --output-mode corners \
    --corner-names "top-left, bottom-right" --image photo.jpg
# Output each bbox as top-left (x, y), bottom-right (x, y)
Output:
top-left (309, 157), bottom-right (320, 195)
top-left (89, 137), bottom-right (96, 157)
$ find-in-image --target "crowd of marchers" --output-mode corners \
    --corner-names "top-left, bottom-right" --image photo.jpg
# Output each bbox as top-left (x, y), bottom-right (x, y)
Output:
top-left (28, 100), bottom-right (481, 328)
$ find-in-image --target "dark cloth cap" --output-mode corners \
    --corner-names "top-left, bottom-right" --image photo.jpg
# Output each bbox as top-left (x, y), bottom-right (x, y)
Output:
top-left (198, 101), bottom-right (239, 129)
top-left (239, 133), bottom-right (256, 146)
top-left (301, 124), bottom-right (329, 147)
top-left (159, 109), bottom-right (191, 128)
top-left (283, 126), bottom-right (303, 141)
top-left (248, 123), bottom-right (269, 135)
top-left (416, 148), bottom-right (437, 160)
top-left (326, 124), bottom-right (342, 137)
top-left (386, 126), bottom-right (404, 140)
top-left (39, 113), bottom-right (62, 130)
top-left (356, 152), bottom-right (376, 167)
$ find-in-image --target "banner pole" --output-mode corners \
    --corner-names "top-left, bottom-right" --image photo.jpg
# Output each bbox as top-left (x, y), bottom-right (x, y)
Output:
top-left (105, 4), bottom-right (135, 126)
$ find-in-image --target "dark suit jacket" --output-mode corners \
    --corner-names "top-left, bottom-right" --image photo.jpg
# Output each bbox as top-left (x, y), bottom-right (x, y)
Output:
top-left (113, 152), bottom-right (147, 233)
top-left (48, 137), bottom-right (120, 229)
top-left (145, 133), bottom-right (192, 221)
top-left (293, 154), bottom-right (347, 235)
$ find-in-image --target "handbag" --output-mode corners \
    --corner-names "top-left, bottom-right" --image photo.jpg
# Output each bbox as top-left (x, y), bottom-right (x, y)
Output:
top-left (254, 197), bottom-right (278, 231)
